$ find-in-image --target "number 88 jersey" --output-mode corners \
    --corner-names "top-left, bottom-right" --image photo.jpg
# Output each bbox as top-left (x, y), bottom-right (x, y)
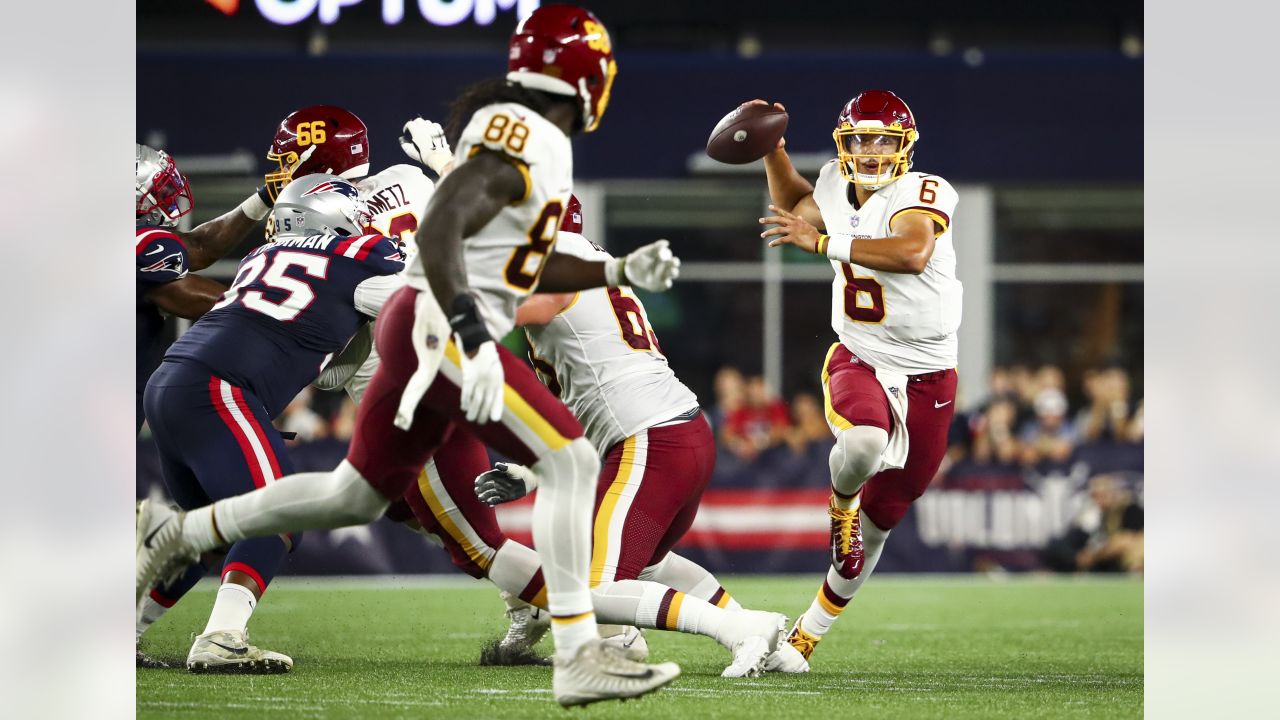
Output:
top-left (404, 102), bottom-right (573, 340)
top-left (812, 163), bottom-right (963, 375)
top-left (523, 232), bottom-right (700, 453)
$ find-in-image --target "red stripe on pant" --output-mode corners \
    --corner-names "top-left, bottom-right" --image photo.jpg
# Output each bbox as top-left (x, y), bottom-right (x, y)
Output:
top-left (222, 561), bottom-right (267, 595)
top-left (209, 377), bottom-right (266, 488)
top-left (229, 384), bottom-right (282, 479)
top-left (148, 589), bottom-right (178, 608)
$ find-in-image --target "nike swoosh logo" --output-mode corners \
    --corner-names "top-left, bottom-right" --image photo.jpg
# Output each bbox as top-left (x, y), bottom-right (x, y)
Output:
top-left (209, 640), bottom-right (248, 656)
top-left (934, 400), bottom-right (953, 408)
top-left (145, 246), bottom-right (164, 255)
top-left (603, 668), bottom-right (655, 680)
top-left (143, 518), bottom-right (170, 549)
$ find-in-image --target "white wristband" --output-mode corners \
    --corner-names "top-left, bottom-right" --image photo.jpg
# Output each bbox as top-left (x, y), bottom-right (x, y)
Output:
top-left (239, 190), bottom-right (271, 222)
top-left (424, 150), bottom-right (454, 176)
top-left (603, 257), bottom-right (625, 287)
top-left (821, 233), bottom-right (852, 263)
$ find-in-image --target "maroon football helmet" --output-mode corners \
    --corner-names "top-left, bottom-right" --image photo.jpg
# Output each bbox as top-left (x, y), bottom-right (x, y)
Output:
top-left (833, 90), bottom-right (919, 189)
top-left (560, 194), bottom-right (583, 233)
top-left (265, 105), bottom-right (371, 201)
top-left (507, 5), bottom-right (617, 133)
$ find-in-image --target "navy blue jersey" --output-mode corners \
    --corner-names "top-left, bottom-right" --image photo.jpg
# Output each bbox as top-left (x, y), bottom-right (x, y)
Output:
top-left (136, 225), bottom-right (190, 404)
top-left (165, 233), bottom-right (405, 418)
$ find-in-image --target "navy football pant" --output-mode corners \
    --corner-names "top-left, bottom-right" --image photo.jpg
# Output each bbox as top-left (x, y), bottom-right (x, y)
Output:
top-left (144, 360), bottom-right (298, 599)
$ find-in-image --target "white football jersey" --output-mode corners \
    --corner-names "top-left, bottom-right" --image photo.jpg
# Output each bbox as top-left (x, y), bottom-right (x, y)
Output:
top-left (524, 232), bottom-right (700, 454)
top-left (812, 164), bottom-right (963, 374)
top-left (404, 102), bottom-right (573, 341)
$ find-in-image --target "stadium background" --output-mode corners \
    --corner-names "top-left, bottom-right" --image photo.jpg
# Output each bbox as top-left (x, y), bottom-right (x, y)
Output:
top-left (136, 0), bottom-right (1143, 577)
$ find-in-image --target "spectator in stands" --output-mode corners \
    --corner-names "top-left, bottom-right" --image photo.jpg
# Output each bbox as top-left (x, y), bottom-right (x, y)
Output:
top-left (1075, 366), bottom-right (1135, 443)
top-left (1125, 399), bottom-right (1143, 442)
top-left (721, 375), bottom-right (791, 460)
top-left (971, 398), bottom-right (1022, 466)
top-left (709, 366), bottom-right (745, 432)
top-left (785, 392), bottom-right (830, 455)
top-left (1018, 387), bottom-right (1076, 466)
top-left (1043, 473), bottom-right (1143, 573)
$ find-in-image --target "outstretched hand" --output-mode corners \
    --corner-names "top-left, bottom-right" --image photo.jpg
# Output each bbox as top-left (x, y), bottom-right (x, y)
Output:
top-left (760, 204), bottom-right (820, 253)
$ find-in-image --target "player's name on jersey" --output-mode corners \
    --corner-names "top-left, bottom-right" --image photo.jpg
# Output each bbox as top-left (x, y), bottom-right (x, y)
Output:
top-left (364, 184), bottom-right (412, 216)
top-left (271, 235), bottom-right (339, 250)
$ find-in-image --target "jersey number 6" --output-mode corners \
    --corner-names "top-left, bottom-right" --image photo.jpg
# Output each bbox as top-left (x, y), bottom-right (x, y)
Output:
top-left (840, 264), bottom-right (885, 324)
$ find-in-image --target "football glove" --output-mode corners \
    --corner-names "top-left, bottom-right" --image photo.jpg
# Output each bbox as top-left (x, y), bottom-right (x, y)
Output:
top-left (605, 239), bottom-right (681, 292)
top-left (456, 337), bottom-right (505, 424)
top-left (313, 323), bottom-right (373, 391)
top-left (474, 462), bottom-right (539, 505)
top-left (400, 117), bottom-right (453, 176)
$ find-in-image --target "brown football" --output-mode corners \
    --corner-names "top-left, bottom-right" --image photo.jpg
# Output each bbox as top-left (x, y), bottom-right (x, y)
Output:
top-left (705, 104), bottom-right (789, 164)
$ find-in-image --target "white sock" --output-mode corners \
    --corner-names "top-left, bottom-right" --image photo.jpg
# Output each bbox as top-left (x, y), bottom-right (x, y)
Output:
top-left (203, 582), bottom-right (257, 635)
top-left (183, 461), bottom-right (389, 553)
top-left (529, 438), bottom-right (600, 660)
top-left (136, 596), bottom-right (170, 639)
top-left (643, 552), bottom-right (742, 610)
top-left (594, 579), bottom-right (732, 643)
top-left (488, 540), bottom-right (543, 603)
top-left (800, 509), bottom-right (890, 637)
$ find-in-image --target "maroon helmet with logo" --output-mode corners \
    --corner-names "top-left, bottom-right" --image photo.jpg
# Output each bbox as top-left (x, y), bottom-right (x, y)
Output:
top-left (507, 5), bottom-right (617, 133)
top-left (560, 194), bottom-right (583, 233)
top-left (265, 105), bottom-right (371, 201)
top-left (833, 90), bottom-right (919, 189)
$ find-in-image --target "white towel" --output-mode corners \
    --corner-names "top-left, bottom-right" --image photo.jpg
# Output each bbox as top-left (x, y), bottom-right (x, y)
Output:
top-left (393, 290), bottom-right (449, 431)
top-left (874, 368), bottom-right (910, 472)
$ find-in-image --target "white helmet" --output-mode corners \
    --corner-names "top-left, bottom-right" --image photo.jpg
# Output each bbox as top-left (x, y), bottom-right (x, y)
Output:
top-left (270, 173), bottom-right (369, 239)
top-left (136, 143), bottom-right (193, 227)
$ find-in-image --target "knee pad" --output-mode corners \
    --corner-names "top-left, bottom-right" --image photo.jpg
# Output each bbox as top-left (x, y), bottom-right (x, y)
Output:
top-left (829, 426), bottom-right (889, 485)
top-left (533, 437), bottom-right (600, 489)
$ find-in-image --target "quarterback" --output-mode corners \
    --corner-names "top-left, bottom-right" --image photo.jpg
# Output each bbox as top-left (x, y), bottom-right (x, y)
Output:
top-left (754, 91), bottom-right (962, 670)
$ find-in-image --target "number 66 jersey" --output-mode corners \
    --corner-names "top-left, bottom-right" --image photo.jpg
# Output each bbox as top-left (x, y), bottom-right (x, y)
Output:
top-left (164, 233), bottom-right (406, 418)
top-left (405, 102), bottom-right (573, 340)
top-left (812, 163), bottom-right (963, 375)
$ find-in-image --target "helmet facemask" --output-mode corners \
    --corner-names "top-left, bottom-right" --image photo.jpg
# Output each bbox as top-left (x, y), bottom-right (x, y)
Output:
top-left (834, 124), bottom-right (917, 191)
top-left (136, 152), bottom-right (194, 227)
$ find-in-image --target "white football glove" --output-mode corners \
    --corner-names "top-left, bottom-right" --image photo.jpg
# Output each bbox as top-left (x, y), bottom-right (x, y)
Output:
top-left (474, 462), bottom-right (539, 505)
top-left (456, 336), bottom-right (505, 424)
top-left (400, 117), bottom-right (453, 176)
top-left (313, 323), bottom-right (374, 391)
top-left (605, 239), bottom-right (681, 292)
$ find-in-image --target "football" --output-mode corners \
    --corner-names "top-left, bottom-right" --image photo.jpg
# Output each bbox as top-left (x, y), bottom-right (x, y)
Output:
top-left (705, 104), bottom-right (789, 164)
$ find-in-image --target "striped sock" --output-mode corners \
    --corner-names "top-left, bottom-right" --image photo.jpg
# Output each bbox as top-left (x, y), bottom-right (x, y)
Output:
top-left (800, 573), bottom-right (852, 637)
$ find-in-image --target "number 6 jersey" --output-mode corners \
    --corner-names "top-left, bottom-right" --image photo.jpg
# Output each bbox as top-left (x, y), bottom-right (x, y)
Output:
top-left (164, 233), bottom-right (406, 417)
top-left (523, 232), bottom-right (700, 454)
top-left (404, 102), bottom-right (573, 340)
top-left (811, 163), bottom-right (963, 375)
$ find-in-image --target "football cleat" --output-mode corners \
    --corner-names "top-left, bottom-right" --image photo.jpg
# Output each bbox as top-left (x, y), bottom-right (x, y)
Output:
top-left (599, 625), bottom-right (649, 662)
top-left (829, 497), bottom-right (865, 579)
top-left (480, 601), bottom-right (552, 666)
top-left (187, 630), bottom-right (293, 674)
top-left (135, 495), bottom-right (197, 615)
top-left (552, 638), bottom-right (679, 707)
top-left (779, 618), bottom-right (821, 665)
top-left (763, 629), bottom-right (812, 673)
top-left (136, 639), bottom-right (169, 669)
top-left (718, 610), bottom-right (787, 678)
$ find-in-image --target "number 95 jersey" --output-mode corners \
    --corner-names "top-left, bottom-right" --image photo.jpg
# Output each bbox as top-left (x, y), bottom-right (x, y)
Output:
top-left (524, 232), bottom-right (700, 453)
top-left (405, 102), bottom-right (573, 340)
top-left (812, 164), bottom-right (963, 375)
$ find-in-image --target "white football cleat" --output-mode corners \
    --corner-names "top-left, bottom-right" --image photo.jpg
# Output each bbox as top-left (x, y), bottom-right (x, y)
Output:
top-left (599, 624), bottom-right (649, 662)
top-left (718, 610), bottom-right (787, 678)
top-left (187, 630), bottom-right (293, 674)
top-left (135, 495), bottom-right (197, 613)
top-left (553, 638), bottom-right (679, 707)
top-left (763, 640), bottom-right (811, 673)
top-left (482, 599), bottom-right (552, 666)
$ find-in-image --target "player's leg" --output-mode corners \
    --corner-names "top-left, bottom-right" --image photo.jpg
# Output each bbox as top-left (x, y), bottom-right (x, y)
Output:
top-left (446, 344), bottom-right (678, 701)
top-left (641, 553), bottom-right (741, 611)
top-left (780, 366), bottom-right (957, 669)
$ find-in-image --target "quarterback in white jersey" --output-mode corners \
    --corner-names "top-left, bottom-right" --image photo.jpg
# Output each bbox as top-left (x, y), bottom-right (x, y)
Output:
top-left (754, 91), bottom-right (962, 671)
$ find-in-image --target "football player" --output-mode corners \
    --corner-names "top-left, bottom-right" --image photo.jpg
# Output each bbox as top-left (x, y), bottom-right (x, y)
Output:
top-left (751, 91), bottom-right (962, 671)
top-left (469, 194), bottom-right (787, 677)
top-left (141, 175), bottom-right (405, 673)
top-left (136, 6), bottom-right (684, 706)
top-left (135, 144), bottom-right (277, 434)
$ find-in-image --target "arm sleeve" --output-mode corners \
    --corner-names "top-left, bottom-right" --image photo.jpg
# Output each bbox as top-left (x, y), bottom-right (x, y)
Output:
top-left (353, 273), bottom-right (406, 318)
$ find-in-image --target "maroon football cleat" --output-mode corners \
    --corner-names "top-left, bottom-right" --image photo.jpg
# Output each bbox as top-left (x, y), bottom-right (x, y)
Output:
top-left (828, 497), bottom-right (864, 579)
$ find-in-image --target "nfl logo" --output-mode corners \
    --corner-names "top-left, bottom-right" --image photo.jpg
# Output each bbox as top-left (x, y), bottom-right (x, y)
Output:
top-left (425, 335), bottom-right (439, 350)
top-left (850, 215), bottom-right (861, 229)
top-left (889, 386), bottom-right (900, 397)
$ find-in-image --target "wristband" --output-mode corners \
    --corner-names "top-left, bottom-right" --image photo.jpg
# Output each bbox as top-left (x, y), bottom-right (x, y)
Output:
top-left (239, 186), bottom-right (273, 222)
top-left (822, 233), bottom-right (853, 263)
top-left (603, 256), bottom-right (626, 288)
top-left (448, 293), bottom-right (493, 352)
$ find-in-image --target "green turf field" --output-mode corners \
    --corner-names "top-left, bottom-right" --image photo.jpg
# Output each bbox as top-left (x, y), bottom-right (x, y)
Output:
top-left (136, 574), bottom-right (1142, 719)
